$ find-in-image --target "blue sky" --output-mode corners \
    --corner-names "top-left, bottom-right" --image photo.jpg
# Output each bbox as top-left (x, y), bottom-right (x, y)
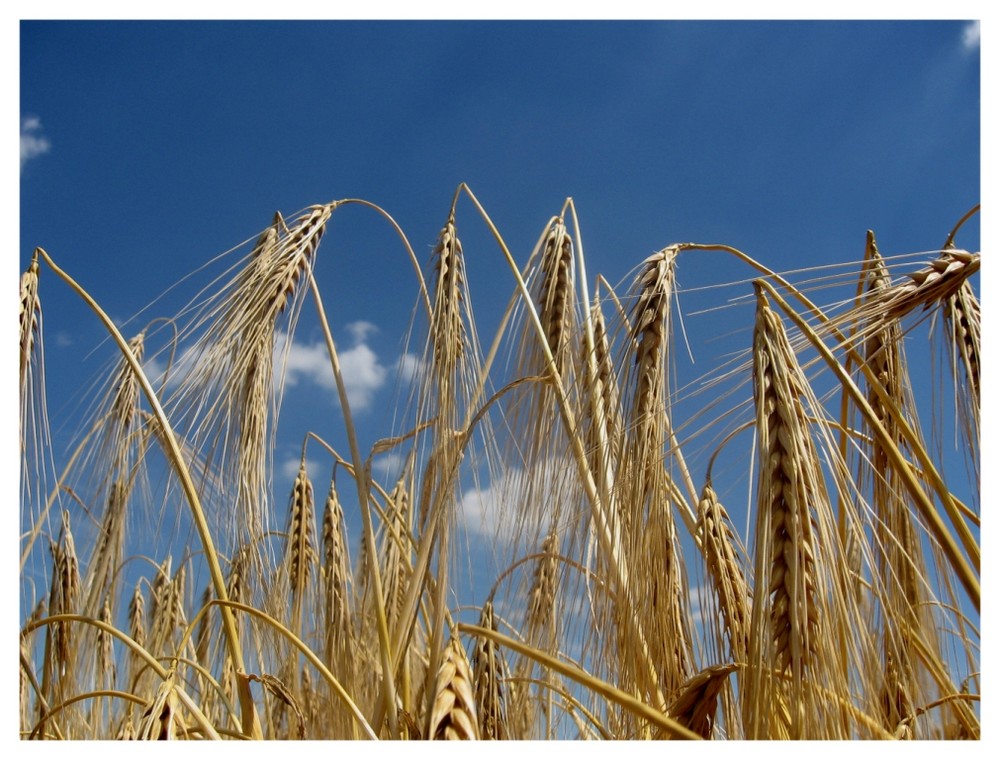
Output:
top-left (15, 18), bottom-right (984, 640)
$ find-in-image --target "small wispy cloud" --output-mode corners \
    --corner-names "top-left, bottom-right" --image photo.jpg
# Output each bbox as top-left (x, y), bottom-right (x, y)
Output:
top-left (460, 476), bottom-right (512, 541)
top-left (373, 450), bottom-right (407, 482)
top-left (396, 352), bottom-right (426, 384)
top-left (21, 116), bottom-right (51, 171)
top-left (962, 21), bottom-right (980, 52)
top-left (459, 457), bottom-right (574, 543)
top-left (346, 320), bottom-right (378, 344)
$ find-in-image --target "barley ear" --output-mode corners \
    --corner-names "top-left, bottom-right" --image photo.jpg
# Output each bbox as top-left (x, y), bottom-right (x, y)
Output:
top-left (284, 456), bottom-right (316, 639)
top-left (428, 633), bottom-right (480, 740)
top-left (473, 602), bottom-right (509, 739)
top-left (667, 663), bottom-right (738, 739)
top-left (698, 483), bottom-right (750, 662)
top-left (19, 253), bottom-right (41, 394)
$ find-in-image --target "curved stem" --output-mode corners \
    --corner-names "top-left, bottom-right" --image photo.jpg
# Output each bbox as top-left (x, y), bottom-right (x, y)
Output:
top-left (307, 268), bottom-right (398, 738)
top-left (206, 600), bottom-right (377, 739)
top-left (334, 198), bottom-right (432, 320)
top-left (33, 248), bottom-right (262, 738)
top-left (28, 690), bottom-right (146, 740)
top-left (943, 203), bottom-right (980, 249)
top-left (756, 279), bottom-right (979, 610)
top-left (22, 613), bottom-right (220, 739)
top-left (458, 623), bottom-right (700, 739)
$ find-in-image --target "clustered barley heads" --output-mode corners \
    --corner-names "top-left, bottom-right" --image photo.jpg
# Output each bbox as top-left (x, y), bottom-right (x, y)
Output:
top-left (18, 188), bottom-right (980, 739)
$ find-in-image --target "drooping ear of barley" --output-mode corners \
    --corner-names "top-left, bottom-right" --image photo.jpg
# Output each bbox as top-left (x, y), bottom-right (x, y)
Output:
top-left (19, 252), bottom-right (50, 571)
top-left (165, 205), bottom-right (333, 584)
top-left (472, 601), bottom-right (509, 740)
top-left (427, 633), bottom-right (480, 740)
top-left (105, 331), bottom-right (145, 472)
top-left (252, 672), bottom-right (306, 739)
top-left (747, 284), bottom-right (852, 738)
top-left (884, 248), bottom-right (979, 320)
top-left (92, 595), bottom-right (116, 736)
top-left (581, 297), bottom-right (622, 477)
top-left (220, 546), bottom-right (249, 707)
top-left (697, 482), bottom-right (750, 665)
top-left (376, 476), bottom-right (414, 632)
top-left (629, 247), bottom-right (677, 457)
top-left (509, 529), bottom-right (562, 738)
top-left (147, 560), bottom-right (195, 676)
top-left (943, 277), bottom-right (980, 471)
top-left (667, 663), bottom-right (738, 739)
top-left (19, 253), bottom-right (41, 399)
top-left (525, 530), bottom-right (560, 639)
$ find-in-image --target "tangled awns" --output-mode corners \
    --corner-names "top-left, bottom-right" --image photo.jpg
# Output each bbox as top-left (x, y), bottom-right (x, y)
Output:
top-left (19, 188), bottom-right (980, 739)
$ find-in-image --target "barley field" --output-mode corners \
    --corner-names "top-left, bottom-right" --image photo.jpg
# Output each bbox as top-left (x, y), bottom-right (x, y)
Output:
top-left (18, 188), bottom-right (980, 740)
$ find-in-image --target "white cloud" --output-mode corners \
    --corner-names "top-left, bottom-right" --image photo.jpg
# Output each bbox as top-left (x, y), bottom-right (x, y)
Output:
top-left (962, 21), bottom-right (980, 51)
top-left (21, 116), bottom-right (51, 171)
top-left (277, 332), bottom-right (333, 387)
top-left (339, 342), bottom-right (388, 409)
top-left (276, 325), bottom-right (388, 411)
